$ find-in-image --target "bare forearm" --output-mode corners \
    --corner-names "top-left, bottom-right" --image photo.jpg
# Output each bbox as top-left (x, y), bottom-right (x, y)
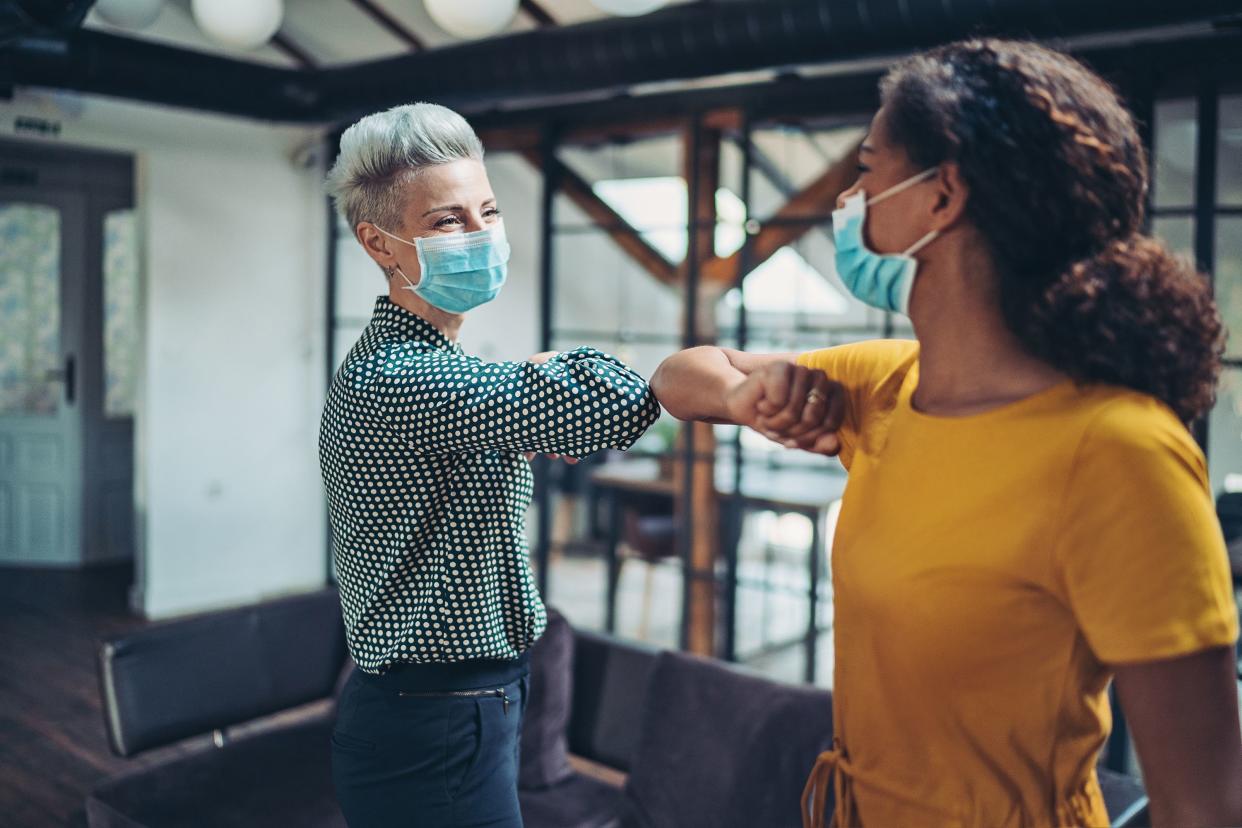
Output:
top-left (1148, 783), bottom-right (1242, 828)
top-left (1117, 646), bottom-right (1242, 828)
top-left (650, 347), bottom-right (745, 422)
top-left (1145, 742), bottom-right (1242, 828)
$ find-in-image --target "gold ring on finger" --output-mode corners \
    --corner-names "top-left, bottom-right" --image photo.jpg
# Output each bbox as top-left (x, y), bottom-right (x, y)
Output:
top-left (806, 389), bottom-right (827, 406)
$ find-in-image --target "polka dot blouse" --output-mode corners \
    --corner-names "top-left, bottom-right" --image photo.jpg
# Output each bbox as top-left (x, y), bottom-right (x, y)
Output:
top-left (319, 297), bottom-right (661, 673)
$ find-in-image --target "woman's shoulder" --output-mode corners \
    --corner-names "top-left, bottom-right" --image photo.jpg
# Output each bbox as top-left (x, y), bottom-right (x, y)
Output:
top-left (1069, 383), bottom-right (1204, 477)
top-left (335, 335), bottom-right (450, 389)
top-left (797, 338), bottom-right (919, 383)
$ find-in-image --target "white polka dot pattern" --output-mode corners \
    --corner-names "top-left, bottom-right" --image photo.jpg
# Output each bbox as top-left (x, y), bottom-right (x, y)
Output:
top-left (319, 297), bottom-right (661, 673)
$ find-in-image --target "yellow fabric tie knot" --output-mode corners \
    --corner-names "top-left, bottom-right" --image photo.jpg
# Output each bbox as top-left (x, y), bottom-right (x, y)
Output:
top-left (802, 738), bottom-right (857, 828)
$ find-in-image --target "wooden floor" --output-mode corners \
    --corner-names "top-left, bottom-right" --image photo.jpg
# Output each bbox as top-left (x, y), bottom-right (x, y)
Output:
top-left (0, 562), bottom-right (149, 828)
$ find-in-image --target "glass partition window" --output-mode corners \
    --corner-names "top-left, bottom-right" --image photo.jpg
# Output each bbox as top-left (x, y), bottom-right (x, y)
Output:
top-left (1171, 91), bottom-right (1242, 496)
top-left (741, 124), bottom-right (893, 340)
top-left (0, 203), bottom-right (60, 415)
top-left (544, 135), bottom-right (691, 648)
top-left (103, 208), bottom-right (139, 418)
top-left (1218, 94), bottom-right (1242, 207)
top-left (536, 118), bottom-right (872, 686)
top-left (584, 176), bottom-right (749, 261)
top-left (1217, 216), bottom-right (1242, 363)
top-left (1152, 216), bottom-right (1195, 260)
top-left (1154, 99), bottom-right (1197, 209)
top-left (1151, 98), bottom-right (1198, 266)
top-left (1210, 367), bottom-right (1242, 495)
top-left (552, 135), bottom-right (686, 347)
top-left (551, 227), bottom-right (682, 340)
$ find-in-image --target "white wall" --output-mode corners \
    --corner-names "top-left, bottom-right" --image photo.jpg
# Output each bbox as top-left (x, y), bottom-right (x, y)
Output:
top-left (1, 89), bottom-right (330, 619)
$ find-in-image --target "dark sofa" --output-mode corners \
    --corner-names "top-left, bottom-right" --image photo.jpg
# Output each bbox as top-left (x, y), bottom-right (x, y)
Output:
top-left (87, 588), bottom-right (1148, 827)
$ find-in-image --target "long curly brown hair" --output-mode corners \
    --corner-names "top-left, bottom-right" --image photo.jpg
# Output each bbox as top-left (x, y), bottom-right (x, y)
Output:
top-left (880, 39), bottom-right (1223, 423)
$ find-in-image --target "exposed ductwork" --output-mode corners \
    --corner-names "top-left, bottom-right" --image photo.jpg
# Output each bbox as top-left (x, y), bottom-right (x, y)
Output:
top-left (1, 0), bottom-right (1240, 123)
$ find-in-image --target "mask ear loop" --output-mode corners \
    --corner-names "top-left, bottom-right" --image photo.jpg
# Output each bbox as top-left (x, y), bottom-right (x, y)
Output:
top-left (375, 226), bottom-right (420, 292)
top-left (866, 168), bottom-right (942, 258)
top-left (381, 261), bottom-right (418, 293)
top-left (391, 265), bottom-right (418, 292)
top-left (866, 167), bottom-right (939, 207)
top-left (374, 225), bottom-right (417, 248)
top-left (903, 230), bottom-right (940, 257)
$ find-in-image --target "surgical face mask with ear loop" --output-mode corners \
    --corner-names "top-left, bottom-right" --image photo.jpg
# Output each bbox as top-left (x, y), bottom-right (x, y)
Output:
top-left (375, 220), bottom-right (510, 314)
top-left (831, 167), bottom-right (940, 315)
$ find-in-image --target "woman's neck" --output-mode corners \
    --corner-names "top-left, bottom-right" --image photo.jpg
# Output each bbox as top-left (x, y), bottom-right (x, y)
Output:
top-left (908, 258), bottom-right (1066, 416)
top-left (388, 285), bottom-right (465, 343)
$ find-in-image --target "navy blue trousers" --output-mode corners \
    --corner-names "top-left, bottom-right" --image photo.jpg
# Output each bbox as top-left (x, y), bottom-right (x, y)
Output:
top-left (331, 656), bottom-right (529, 828)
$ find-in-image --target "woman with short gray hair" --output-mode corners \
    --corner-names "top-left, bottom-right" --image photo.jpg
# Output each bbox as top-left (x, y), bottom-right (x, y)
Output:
top-left (320, 103), bottom-right (660, 827)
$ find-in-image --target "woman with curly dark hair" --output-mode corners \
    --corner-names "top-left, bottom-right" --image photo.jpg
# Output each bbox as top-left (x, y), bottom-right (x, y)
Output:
top-left (651, 39), bottom-right (1241, 827)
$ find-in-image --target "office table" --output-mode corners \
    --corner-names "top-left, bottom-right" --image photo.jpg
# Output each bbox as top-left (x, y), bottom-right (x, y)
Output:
top-left (589, 457), bottom-right (847, 681)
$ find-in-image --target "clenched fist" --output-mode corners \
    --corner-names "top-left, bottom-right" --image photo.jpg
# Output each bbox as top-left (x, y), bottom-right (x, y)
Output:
top-left (724, 363), bottom-right (845, 456)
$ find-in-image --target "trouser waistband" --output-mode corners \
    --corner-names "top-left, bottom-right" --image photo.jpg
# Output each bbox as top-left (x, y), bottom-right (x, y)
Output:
top-left (357, 651), bottom-right (530, 694)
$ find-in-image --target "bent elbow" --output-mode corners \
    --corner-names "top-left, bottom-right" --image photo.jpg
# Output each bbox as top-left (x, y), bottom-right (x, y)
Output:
top-left (649, 359), bottom-right (691, 421)
top-left (649, 361), bottom-right (669, 400)
top-left (607, 386), bottom-right (661, 451)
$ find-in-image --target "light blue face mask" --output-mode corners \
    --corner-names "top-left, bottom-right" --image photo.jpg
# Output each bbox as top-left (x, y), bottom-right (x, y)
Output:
top-left (376, 220), bottom-right (510, 314)
top-left (831, 168), bottom-right (940, 315)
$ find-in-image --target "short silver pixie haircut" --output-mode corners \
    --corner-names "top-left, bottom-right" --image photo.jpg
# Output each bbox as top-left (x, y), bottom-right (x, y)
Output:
top-left (324, 102), bottom-right (485, 234)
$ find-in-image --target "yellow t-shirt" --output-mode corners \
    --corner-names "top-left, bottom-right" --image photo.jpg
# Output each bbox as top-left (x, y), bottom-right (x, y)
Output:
top-left (797, 340), bottom-right (1238, 828)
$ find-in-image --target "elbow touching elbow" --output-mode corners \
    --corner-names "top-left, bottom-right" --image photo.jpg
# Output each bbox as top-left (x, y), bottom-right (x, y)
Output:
top-left (649, 362), bottom-right (668, 402)
top-left (649, 362), bottom-right (691, 421)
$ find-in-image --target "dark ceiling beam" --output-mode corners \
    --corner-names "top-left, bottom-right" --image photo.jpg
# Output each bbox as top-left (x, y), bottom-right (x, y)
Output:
top-left (460, 34), bottom-right (1241, 139)
top-left (3, 0), bottom-right (1241, 124)
top-left (317, 0), bottom-right (1242, 122)
top-left (519, 0), bottom-right (557, 27)
top-left (477, 110), bottom-right (737, 152)
top-left (349, 0), bottom-right (424, 51)
top-left (700, 138), bottom-right (861, 285)
top-left (2, 28), bottom-right (317, 120)
top-left (270, 31), bottom-right (317, 69)
top-left (0, 0), bottom-right (92, 36)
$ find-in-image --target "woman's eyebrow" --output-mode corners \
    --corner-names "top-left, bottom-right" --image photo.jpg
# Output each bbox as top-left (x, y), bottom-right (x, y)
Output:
top-left (422, 199), bottom-right (496, 216)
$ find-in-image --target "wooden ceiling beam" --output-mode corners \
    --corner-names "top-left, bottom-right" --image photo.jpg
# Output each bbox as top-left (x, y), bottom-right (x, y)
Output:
top-left (270, 32), bottom-right (317, 69)
top-left (350, 0), bottom-right (425, 51)
top-left (476, 109), bottom-right (741, 153)
top-left (519, 0), bottom-right (557, 27)
top-left (701, 109), bottom-right (743, 132)
top-left (499, 130), bottom-right (858, 291)
top-left (478, 126), bottom-right (544, 153)
top-left (699, 138), bottom-right (861, 285)
top-left (519, 148), bottom-right (677, 288)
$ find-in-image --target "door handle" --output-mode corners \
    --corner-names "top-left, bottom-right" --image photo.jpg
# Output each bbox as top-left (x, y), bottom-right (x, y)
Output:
top-left (44, 354), bottom-right (76, 405)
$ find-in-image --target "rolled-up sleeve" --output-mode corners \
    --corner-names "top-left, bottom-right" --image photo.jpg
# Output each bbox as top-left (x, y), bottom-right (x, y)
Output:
top-left (355, 345), bottom-right (661, 455)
